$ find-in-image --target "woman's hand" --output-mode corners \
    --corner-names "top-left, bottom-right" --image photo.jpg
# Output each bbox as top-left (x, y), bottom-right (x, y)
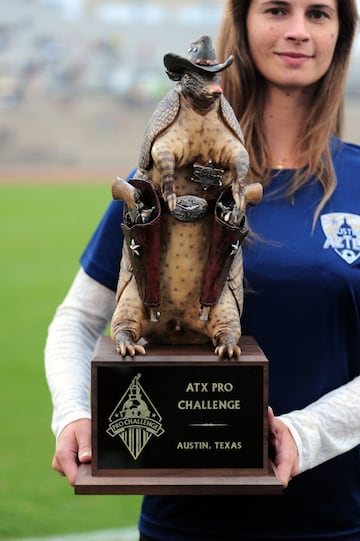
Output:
top-left (268, 407), bottom-right (299, 487)
top-left (51, 418), bottom-right (92, 486)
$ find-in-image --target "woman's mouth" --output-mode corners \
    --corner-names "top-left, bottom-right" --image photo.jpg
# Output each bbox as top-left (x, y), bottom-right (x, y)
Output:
top-left (276, 52), bottom-right (313, 66)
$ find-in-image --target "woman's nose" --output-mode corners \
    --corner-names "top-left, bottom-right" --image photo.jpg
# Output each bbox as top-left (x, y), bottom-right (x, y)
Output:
top-left (284, 15), bottom-right (311, 43)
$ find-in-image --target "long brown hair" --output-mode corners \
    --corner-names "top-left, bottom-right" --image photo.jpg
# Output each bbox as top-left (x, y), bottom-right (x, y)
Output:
top-left (217, 0), bottom-right (359, 223)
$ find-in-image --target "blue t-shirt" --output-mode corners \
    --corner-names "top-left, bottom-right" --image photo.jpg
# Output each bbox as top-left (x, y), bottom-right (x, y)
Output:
top-left (81, 138), bottom-right (360, 540)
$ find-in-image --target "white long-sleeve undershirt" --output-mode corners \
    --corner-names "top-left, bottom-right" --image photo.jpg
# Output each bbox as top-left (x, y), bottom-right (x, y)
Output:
top-left (280, 377), bottom-right (360, 472)
top-left (44, 267), bottom-right (116, 438)
top-left (44, 267), bottom-right (360, 473)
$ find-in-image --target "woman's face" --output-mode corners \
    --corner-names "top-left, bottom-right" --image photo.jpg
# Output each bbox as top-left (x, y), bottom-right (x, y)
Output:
top-left (246, 0), bottom-right (339, 91)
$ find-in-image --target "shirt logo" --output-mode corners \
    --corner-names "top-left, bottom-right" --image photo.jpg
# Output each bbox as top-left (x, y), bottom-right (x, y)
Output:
top-left (321, 213), bottom-right (360, 264)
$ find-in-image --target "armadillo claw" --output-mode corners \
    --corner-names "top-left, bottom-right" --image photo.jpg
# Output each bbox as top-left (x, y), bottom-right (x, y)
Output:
top-left (114, 331), bottom-right (146, 357)
top-left (215, 341), bottom-right (241, 359)
top-left (232, 185), bottom-right (246, 212)
top-left (161, 180), bottom-right (177, 211)
top-left (166, 192), bottom-right (177, 212)
top-left (233, 182), bottom-right (263, 211)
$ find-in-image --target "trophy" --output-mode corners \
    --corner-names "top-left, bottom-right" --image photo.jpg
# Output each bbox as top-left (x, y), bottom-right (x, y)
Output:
top-left (75, 36), bottom-right (282, 495)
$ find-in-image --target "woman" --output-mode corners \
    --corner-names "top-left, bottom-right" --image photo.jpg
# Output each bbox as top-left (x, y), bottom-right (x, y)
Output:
top-left (45, 1), bottom-right (360, 539)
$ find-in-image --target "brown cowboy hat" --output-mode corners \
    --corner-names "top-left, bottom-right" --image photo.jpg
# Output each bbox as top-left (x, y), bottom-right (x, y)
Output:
top-left (164, 35), bottom-right (233, 76)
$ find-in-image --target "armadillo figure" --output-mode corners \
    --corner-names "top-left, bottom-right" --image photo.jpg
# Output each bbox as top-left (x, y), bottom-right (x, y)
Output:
top-left (111, 36), bottom-right (262, 358)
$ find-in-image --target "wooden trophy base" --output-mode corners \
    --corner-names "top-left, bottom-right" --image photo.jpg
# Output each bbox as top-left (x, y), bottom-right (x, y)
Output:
top-left (75, 336), bottom-right (282, 495)
top-left (75, 462), bottom-right (280, 495)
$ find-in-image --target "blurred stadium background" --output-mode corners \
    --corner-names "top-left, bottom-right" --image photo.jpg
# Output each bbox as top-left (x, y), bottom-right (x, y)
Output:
top-left (0, 0), bottom-right (359, 182)
top-left (0, 0), bottom-right (225, 180)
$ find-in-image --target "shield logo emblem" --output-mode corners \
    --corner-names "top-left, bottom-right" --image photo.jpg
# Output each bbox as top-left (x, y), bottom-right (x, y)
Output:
top-left (320, 213), bottom-right (360, 265)
top-left (106, 374), bottom-right (165, 460)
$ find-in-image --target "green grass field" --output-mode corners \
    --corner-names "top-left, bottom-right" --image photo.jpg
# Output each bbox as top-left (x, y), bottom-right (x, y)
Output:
top-left (0, 183), bottom-right (141, 540)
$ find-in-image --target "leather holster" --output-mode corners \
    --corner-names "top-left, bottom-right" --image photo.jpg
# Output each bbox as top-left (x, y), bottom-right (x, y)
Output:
top-left (200, 185), bottom-right (249, 308)
top-left (121, 179), bottom-right (161, 313)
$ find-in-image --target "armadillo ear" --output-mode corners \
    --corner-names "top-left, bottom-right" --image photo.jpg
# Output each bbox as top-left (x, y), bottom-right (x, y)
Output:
top-left (166, 69), bottom-right (182, 82)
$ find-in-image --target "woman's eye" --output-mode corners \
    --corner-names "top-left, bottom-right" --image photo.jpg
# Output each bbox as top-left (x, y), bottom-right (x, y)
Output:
top-left (308, 9), bottom-right (330, 20)
top-left (266, 7), bottom-right (286, 16)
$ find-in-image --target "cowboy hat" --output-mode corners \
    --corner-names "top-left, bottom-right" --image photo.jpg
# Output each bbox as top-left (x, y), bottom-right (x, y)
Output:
top-left (164, 35), bottom-right (233, 76)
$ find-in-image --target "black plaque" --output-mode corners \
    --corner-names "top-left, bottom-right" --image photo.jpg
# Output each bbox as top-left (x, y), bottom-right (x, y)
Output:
top-left (75, 336), bottom-right (282, 495)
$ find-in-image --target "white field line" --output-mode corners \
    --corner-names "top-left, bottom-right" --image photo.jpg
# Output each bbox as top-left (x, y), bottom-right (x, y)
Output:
top-left (5, 527), bottom-right (138, 541)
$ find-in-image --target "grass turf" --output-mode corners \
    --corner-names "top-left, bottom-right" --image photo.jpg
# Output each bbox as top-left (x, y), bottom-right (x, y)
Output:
top-left (0, 184), bottom-right (141, 540)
